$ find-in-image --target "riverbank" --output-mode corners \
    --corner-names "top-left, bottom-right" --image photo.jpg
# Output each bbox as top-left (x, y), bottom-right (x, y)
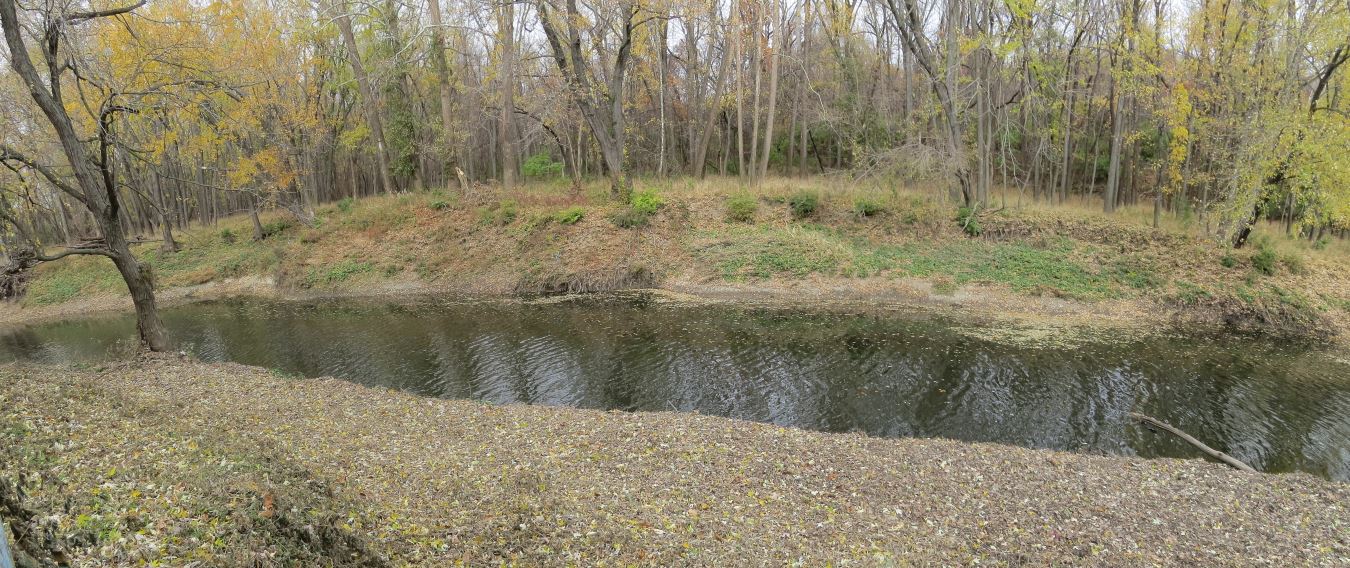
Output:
top-left (5, 178), bottom-right (1348, 338)
top-left (1, 357), bottom-right (1345, 566)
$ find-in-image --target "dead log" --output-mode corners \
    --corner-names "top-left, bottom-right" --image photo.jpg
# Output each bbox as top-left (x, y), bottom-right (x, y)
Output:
top-left (1128, 412), bottom-right (1257, 473)
top-left (0, 249), bottom-right (36, 300)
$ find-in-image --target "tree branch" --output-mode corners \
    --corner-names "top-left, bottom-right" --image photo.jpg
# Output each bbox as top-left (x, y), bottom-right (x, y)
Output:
top-left (33, 246), bottom-right (115, 261)
top-left (0, 146), bottom-right (89, 207)
top-left (64, 0), bottom-right (146, 23)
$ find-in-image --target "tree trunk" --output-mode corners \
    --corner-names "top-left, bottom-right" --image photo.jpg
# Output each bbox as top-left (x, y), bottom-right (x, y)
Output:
top-left (498, 0), bottom-right (518, 190)
top-left (692, 17), bottom-right (731, 178)
top-left (535, 0), bottom-right (635, 199)
top-left (758, 4), bottom-right (782, 181)
top-left (0, 0), bottom-right (168, 350)
top-left (735, 9), bottom-right (747, 180)
top-left (426, 0), bottom-right (457, 190)
top-left (154, 173), bottom-right (179, 253)
top-left (330, 0), bottom-right (398, 196)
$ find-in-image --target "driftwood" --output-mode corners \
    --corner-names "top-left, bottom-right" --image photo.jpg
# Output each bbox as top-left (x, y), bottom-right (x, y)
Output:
top-left (70, 236), bottom-right (161, 247)
top-left (1128, 412), bottom-right (1257, 473)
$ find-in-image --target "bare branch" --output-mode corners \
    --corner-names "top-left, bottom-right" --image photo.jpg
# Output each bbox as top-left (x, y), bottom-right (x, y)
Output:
top-left (64, 0), bottom-right (146, 23)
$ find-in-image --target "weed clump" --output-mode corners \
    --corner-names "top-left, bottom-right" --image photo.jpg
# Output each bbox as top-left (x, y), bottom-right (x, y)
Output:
top-left (477, 199), bottom-right (518, 226)
top-left (336, 197), bottom-right (354, 214)
top-left (1251, 239), bottom-right (1278, 276)
top-left (852, 198), bottom-right (883, 218)
top-left (220, 228), bottom-right (237, 244)
top-left (956, 207), bottom-right (982, 237)
top-left (630, 188), bottom-right (665, 215)
top-left (610, 188), bottom-right (664, 229)
top-left (1281, 252), bottom-right (1306, 275)
top-left (304, 260), bottom-right (373, 287)
top-left (259, 219), bottom-right (293, 239)
top-left (553, 206), bottom-right (585, 225)
top-left (788, 191), bottom-right (818, 219)
top-left (609, 208), bottom-right (650, 229)
top-left (726, 195), bottom-right (758, 223)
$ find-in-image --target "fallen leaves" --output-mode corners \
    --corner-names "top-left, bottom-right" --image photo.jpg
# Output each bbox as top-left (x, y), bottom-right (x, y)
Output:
top-left (0, 358), bottom-right (1346, 567)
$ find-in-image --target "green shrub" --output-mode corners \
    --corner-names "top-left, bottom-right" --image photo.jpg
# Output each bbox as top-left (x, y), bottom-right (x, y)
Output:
top-left (1220, 253), bottom-right (1238, 268)
top-left (1251, 241), bottom-right (1278, 276)
top-left (478, 200), bottom-right (517, 225)
top-left (261, 219), bottom-right (293, 239)
top-left (336, 197), bottom-right (354, 213)
top-left (219, 228), bottom-right (237, 244)
top-left (853, 198), bottom-right (883, 218)
top-left (305, 260), bottom-right (373, 287)
top-left (725, 195), bottom-right (758, 223)
top-left (497, 200), bottom-right (518, 224)
top-left (522, 153), bottom-right (564, 178)
top-left (1312, 237), bottom-right (1330, 251)
top-left (956, 206), bottom-right (982, 237)
top-left (429, 199), bottom-right (451, 211)
top-left (1281, 252), bottom-right (1306, 275)
top-left (787, 191), bottom-right (818, 219)
top-left (609, 208), bottom-right (650, 229)
top-left (630, 188), bottom-right (665, 216)
top-left (553, 206), bottom-right (585, 225)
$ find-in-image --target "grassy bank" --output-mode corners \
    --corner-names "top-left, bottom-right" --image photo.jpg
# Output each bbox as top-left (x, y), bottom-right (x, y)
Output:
top-left (1, 358), bottom-right (1345, 566)
top-left (13, 177), bottom-right (1350, 336)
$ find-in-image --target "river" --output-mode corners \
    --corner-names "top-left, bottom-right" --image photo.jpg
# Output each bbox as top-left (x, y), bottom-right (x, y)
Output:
top-left (2, 295), bottom-right (1347, 480)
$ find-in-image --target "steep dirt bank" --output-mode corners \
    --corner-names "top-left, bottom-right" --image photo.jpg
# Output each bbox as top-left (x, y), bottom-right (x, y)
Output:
top-left (0, 274), bottom-right (1198, 347)
top-left (5, 183), bottom-right (1347, 338)
top-left (1, 358), bottom-right (1345, 566)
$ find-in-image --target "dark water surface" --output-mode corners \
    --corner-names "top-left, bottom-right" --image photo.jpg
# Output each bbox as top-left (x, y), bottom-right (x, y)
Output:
top-left (2, 296), bottom-right (1347, 480)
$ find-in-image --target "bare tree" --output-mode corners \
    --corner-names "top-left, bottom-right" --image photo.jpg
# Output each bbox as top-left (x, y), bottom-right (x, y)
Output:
top-left (536, 0), bottom-right (639, 199)
top-left (883, 0), bottom-right (975, 206)
top-left (0, 0), bottom-right (169, 349)
top-left (326, 0), bottom-right (398, 196)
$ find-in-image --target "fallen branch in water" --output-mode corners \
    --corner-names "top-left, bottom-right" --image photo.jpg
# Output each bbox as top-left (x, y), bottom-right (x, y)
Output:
top-left (1128, 412), bottom-right (1257, 473)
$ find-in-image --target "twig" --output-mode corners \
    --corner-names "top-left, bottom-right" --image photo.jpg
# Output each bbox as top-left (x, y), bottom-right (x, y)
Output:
top-left (1128, 412), bottom-right (1257, 473)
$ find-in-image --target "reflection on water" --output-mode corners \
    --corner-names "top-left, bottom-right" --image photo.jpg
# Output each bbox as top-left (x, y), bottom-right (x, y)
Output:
top-left (2, 295), bottom-right (1347, 480)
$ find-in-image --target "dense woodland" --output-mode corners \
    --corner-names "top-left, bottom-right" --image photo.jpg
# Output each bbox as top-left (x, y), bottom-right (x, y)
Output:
top-left (0, 0), bottom-right (1347, 347)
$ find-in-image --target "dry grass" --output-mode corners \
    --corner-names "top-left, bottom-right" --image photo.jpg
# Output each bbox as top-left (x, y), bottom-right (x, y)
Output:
top-left (9, 176), bottom-right (1350, 337)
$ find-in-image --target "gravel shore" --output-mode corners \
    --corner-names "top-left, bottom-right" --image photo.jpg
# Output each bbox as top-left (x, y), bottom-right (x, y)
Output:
top-left (1, 358), bottom-right (1345, 566)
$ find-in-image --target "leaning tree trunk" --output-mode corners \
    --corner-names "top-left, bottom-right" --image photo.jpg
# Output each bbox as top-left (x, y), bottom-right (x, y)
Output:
top-left (0, 0), bottom-right (169, 350)
top-left (498, 0), bottom-right (518, 190)
top-left (426, 0), bottom-right (456, 190)
top-left (110, 242), bottom-right (169, 351)
top-left (329, 0), bottom-right (397, 196)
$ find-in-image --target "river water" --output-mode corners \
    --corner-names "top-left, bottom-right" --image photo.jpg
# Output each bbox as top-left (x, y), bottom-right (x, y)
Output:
top-left (2, 295), bottom-right (1347, 480)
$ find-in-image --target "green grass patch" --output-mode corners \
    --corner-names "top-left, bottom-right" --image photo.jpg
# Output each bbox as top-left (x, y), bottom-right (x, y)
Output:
top-left (630, 188), bottom-right (665, 215)
top-left (725, 195), bottom-right (758, 223)
top-left (304, 260), bottom-right (374, 288)
top-left (553, 206), bottom-right (585, 225)
top-left (1251, 238), bottom-right (1279, 276)
top-left (22, 256), bottom-right (122, 306)
top-left (694, 226), bottom-right (1153, 299)
top-left (476, 199), bottom-right (518, 226)
top-left (787, 191), bottom-right (818, 219)
top-left (852, 198), bottom-right (883, 218)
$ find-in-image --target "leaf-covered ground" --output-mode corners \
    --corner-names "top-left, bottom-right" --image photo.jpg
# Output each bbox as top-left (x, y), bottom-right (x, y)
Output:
top-left (1, 357), bottom-right (1346, 566)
